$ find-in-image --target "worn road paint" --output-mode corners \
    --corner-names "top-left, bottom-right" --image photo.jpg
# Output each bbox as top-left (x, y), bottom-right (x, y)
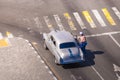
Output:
top-left (0, 39), bottom-right (9, 48)
top-left (53, 14), bottom-right (65, 31)
top-left (113, 64), bottom-right (120, 80)
top-left (91, 66), bottom-right (104, 80)
top-left (112, 7), bottom-right (120, 19)
top-left (86, 31), bottom-right (120, 37)
top-left (0, 33), bottom-right (3, 39)
top-left (109, 34), bottom-right (120, 47)
top-left (6, 31), bottom-right (14, 38)
top-left (73, 12), bottom-right (86, 29)
top-left (34, 17), bottom-right (43, 29)
top-left (82, 11), bottom-right (96, 28)
top-left (44, 16), bottom-right (54, 31)
top-left (102, 8), bottom-right (116, 25)
top-left (64, 13), bottom-right (76, 30)
top-left (92, 10), bottom-right (106, 27)
top-left (71, 74), bottom-right (77, 80)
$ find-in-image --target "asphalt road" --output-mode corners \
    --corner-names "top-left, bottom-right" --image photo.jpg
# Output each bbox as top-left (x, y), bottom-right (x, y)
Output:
top-left (0, 0), bottom-right (120, 80)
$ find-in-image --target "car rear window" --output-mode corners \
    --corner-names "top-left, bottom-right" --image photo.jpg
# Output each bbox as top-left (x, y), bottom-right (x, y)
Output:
top-left (59, 42), bottom-right (76, 49)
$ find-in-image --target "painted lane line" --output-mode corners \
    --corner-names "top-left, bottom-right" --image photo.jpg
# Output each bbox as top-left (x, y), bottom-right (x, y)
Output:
top-left (34, 17), bottom-right (43, 28)
top-left (113, 64), bottom-right (120, 80)
top-left (6, 31), bottom-right (14, 38)
top-left (92, 10), bottom-right (106, 27)
top-left (0, 33), bottom-right (3, 39)
top-left (73, 12), bottom-right (86, 29)
top-left (102, 8), bottom-right (116, 25)
top-left (82, 11), bottom-right (96, 28)
top-left (113, 64), bottom-right (120, 72)
top-left (109, 34), bottom-right (120, 47)
top-left (43, 16), bottom-right (54, 31)
top-left (112, 7), bottom-right (120, 19)
top-left (91, 66), bottom-right (105, 80)
top-left (64, 13), bottom-right (77, 30)
top-left (86, 31), bottom-right (120, 37)
top-left (53, 14), bottom-right (65, 31)
top-left (71, 74), bottom-right (77, 80)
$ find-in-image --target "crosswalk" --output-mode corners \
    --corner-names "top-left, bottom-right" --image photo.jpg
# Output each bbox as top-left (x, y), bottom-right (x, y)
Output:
top-left (0, 32), bottom-right (14, 39)
top-left (35, 7), bottom-right (120, 31)
top-left (0, 32), bottom-right (13, 48)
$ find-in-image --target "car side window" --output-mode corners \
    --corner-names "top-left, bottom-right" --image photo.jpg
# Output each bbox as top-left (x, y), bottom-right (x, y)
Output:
top-left (50, 36), bottom-right (56, 46)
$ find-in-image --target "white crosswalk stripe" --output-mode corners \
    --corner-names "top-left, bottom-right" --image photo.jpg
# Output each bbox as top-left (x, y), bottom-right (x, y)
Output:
top-left (6, 32), bottom-right (14, 38)
top-left (53, 14), bottom-right (65, 31)
top-left (92, 10), bottom-right (107, 27)
top-left (43, 16), bottom-right (54, 31)
top-left (112, 7), bottom-right (120, 19)
top-left (73, 12), bottom-right (86, 29)
top-left (34, 17), bottom-right (43, 29)
top-left (0, 33), bottom-right (3, 39)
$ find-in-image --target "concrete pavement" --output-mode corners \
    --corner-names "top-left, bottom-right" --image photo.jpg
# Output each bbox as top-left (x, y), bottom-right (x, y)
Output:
top-left (0, 37), bottom-right (56, 80)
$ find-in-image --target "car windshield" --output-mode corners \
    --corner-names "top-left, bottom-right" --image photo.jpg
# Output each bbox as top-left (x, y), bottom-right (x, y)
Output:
top-left (59, 42), bottom-right (76, 49)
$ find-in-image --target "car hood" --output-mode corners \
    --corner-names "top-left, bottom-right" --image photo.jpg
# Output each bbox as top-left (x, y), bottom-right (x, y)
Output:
top-left (59, 47), bottom-right (80, 58)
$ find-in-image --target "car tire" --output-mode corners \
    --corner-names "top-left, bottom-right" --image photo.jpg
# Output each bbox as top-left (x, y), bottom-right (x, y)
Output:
top-left (44, 42), bottom-right (48, 50)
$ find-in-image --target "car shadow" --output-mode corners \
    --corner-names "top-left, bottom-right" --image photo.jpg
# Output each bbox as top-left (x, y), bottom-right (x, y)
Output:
top-left (62, 49), bottom-right (104, 69)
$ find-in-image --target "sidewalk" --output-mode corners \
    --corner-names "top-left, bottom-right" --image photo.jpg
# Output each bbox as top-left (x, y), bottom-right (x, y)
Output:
top-left (0, 37), bottom-right (56, 80)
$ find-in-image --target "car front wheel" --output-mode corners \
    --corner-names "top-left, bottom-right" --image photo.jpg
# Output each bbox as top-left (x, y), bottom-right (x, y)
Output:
top-left (44, 42), bottom-right (48, 50)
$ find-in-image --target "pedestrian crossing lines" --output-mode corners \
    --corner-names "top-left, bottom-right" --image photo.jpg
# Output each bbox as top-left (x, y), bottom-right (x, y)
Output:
top-left (0, 32), bottom-right (14, 39)
top-left (73, 12), bottom-right (86, 29)
top-left (0, 33), bottom-right (3, 39)
top-left (53, 14), bottom-right (65, 31)
top-left (0, 32), bottom-right (13, 48)
top-left (42, 7), bottom-right (120, 31)
top-left (43, 16), bottom-right (54, 31)
top-left (112, 7), bottom-right (120, 20)
top-left (64, 13), bottom-right (76, 30)
top-left (82, 11), bottom-right (97, 28)
top-left (102, 8), bottom-right (116, 25)
top-left (92, 10), bottom-right (107, 27)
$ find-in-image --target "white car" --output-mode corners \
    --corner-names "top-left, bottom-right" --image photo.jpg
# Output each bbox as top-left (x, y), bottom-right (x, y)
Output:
top-left (43, 30), bottom-right (85, 65)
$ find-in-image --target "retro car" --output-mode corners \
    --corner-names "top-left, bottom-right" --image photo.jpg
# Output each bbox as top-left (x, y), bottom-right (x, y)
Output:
top-left (43, 30), bottom-right (84, 65)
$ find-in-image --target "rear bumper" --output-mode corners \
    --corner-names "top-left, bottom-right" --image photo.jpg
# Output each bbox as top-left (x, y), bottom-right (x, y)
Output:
top-left (59, 58), bottom-right (85, 65)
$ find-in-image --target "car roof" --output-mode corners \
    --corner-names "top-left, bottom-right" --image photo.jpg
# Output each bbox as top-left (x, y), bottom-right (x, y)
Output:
top-left (49, 30), bottom-right (75, 44)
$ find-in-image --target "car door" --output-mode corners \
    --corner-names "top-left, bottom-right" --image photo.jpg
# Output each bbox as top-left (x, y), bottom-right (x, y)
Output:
top-left (48, 36), bottom-right (57, 56)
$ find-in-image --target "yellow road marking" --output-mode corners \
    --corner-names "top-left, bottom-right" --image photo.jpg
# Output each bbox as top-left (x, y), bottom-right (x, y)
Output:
top-left (64, 13), bottom-right (76, 30)
top-left (0, 39), bottom-right (9, 48)
top-left (44, 16), bottom-right (54, 31)
top-left (6, 31), bottom-right (14, 38)
top-left (82, 11), bottom-right (96, 28)
top-left (102, 8), bottom-right (116, 25)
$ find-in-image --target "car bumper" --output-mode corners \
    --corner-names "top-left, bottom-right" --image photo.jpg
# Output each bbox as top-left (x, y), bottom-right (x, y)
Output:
top-left (59, 58), bottom-right (85, 64)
